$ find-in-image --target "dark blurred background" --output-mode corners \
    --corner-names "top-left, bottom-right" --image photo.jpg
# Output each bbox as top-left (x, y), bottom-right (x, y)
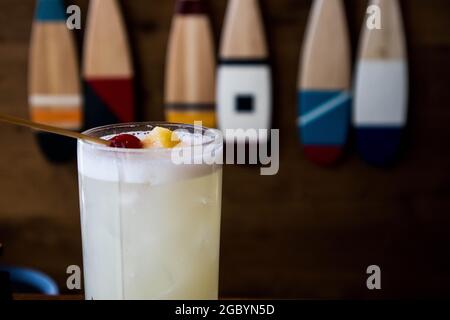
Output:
top-left (0, 0), bottom-right (450, 299)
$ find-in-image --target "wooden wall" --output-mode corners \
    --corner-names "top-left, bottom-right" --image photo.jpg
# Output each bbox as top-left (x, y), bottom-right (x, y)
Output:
top-left (1, 0), bottom-right (450, 298)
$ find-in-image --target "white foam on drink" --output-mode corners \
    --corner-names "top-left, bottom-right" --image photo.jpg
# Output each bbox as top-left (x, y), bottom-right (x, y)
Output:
top-left (78, 131), bottom-right (222, 184)
top-left (101, 130), bottom-right (209, 147)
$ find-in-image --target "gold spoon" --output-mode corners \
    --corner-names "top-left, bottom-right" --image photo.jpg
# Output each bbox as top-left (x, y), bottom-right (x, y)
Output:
top-left (0, 114), bottom-right (109, 146)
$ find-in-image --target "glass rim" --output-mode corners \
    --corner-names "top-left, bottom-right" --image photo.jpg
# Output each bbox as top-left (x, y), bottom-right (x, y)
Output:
top-left (80, 122), bottom-right (223, 154)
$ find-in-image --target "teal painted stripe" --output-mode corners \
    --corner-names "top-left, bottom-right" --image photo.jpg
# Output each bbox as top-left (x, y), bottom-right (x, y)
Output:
top-left (298, 90), bottom-right (351, 146)
top-left (298, 91), bottom-right (351, 127)
top-left (35, 0), bottom-right (66, 21)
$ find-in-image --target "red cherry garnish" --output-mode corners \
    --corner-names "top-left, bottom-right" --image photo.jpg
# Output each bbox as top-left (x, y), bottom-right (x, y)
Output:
top-left (108, 134), bottom-right (143, 149)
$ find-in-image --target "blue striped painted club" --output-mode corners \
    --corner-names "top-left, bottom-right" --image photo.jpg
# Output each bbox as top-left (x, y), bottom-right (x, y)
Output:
top-left (298, 0), bottom-right (352, 166)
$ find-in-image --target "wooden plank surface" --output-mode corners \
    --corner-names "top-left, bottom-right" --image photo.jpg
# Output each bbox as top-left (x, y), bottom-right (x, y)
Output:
top-left (12, 294), bottom-right (245, 300)
top-left (0, 0), bottom-right (449, 299)
top-left (13, 294), bottom-right (84, 301)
